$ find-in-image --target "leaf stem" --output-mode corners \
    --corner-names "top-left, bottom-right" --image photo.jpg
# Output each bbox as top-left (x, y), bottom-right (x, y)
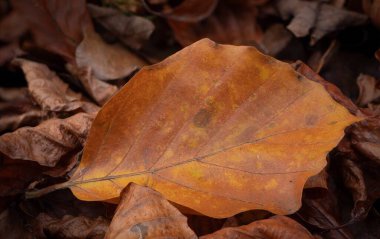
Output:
top-left (25, 181), bottom-right (71, 199)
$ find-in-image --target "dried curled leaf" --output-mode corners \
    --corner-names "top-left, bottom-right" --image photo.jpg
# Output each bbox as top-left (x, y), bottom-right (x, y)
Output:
top-left (61, 39), bottom-right (358, 218)
top-left (276, 0), bottom-right (368, 44)
top-left (105, 184), bottom-right (196, 239)
top-left (0, 113), bottom-right (95, 167)
top-left (200, 216), bottom-right (315, 239)
top-left (13, 59), bottom-right (99, 113)
top-left (33, 213), bottom-right (108, 239)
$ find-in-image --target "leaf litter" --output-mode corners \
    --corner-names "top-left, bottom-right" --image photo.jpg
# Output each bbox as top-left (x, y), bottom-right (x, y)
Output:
top-left (0, 0), bottom-right (379, 238)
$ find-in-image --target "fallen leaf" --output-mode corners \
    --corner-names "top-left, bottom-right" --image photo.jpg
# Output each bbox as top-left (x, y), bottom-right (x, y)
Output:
top-left (200, 215), bottom-right (316, 239)
top-left (75, 28), bottom-right (146, 81)
top-left (33, 213), bottom-right (108, 239)
top-left (332, 118), bottom-right (380, 222)
top-left (44, 39), bottom-right (360, 218)
top-left (13, 59), bottom-right (99, 113)
top-left (0, 112), bottom-right (95, 167)
top-left (261, 24), bottom-right (294, 56)
top-left (5, 0), bottom-right (91, 62)
top-left (105, 183), bottom-right (196, 239)
top-left (66, 64), bottom-right (118, 106)
top-left (356, 74), bottom-right (380, 107)
top-left (87, 4), bottom-right (154, 50)
top-left (166, 0), bottom-right (263, 46)
top-left (275, 0), bottom-right (368, 44)
top-left (0, 87), bottom-right (47, 133)
top-left (0, 0), bottom-right (145, 81)
top-left (143, 0), bottom-right (218, 22)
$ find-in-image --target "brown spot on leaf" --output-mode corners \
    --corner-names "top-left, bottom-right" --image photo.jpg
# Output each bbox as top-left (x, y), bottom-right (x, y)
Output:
top-left (193, 109), bottom-right (212, 128)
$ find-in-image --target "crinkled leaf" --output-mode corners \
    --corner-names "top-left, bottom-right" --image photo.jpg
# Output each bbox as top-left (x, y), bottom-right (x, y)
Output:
top-left (13, 59), bottom-right (99, 113)
top-left (59, 39), bottom-right (359, 218)
top-left (105, 183), bottom-right (196, 239)
top-left (0, 113), bottom-right (95, 167)
top-left (276, 0), bottom-right (367, 44)
top-left (33, 213), bottom-right (108, 239)
top-left (0, 87), bottom-right (47, 133)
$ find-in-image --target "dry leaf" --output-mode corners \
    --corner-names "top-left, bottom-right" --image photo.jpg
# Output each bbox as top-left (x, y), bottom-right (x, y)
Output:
top-left (0, 113), bottom-right (95, 167)
top-left (87, 4), bottom-right (154, 50)
top-left (0, 87), bottom-right (47, 133)
top-left (4, 0), bottom-right (91, 62)
top-left (13, 59), bottom-right (99, 113)
top-left (261, 24), bottom-right (293, 56)
top-left (356, 74), bottom-right (380, 107)
top-left (75, 28), bottom-right (146, 81)
top-left (33, 213), bottom-right (108, 239)
top-left (276, 0), bottom-right (368, 44)
top-left (167, 0), bottom-right (263, 46)
top-left (42, 39), bottom-right (360, 218)
top-left (144, 0), bottom-right (218, 22)
top-left (200, 215), bottom-right (315, 239)
top-left (105, 183), bottom-right (196, 239)
top-left (66, 64), bottom-right (118, 106)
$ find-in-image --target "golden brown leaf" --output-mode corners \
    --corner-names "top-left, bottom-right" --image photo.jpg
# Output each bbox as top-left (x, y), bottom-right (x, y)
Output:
top-left (200, 216), bottom-right (316, 239)
top-left (52, 39), bottom-right (358, 218)
top-left (105, 183), bottom-right (196, 239)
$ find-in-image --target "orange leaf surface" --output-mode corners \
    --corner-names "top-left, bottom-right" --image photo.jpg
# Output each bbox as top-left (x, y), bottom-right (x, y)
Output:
top-left (65, 39), bottom-right (358, 218)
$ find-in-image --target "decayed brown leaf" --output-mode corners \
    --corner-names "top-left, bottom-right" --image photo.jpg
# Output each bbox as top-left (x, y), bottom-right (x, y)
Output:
top-left (105, 183), bottom-right (196, 239)
top-left (275, 0), bottom-right (368, 44)
top-left (0, 113), bottom-right (95, 167)
top-left (143, 0), bottom-right (218, 22)
top-left (66, 64), bottom-right (118, 106)
top-left (356, 74), bottom-right (380, 108)
top-left (0, 87), bottom-right (47, 133)
top-left (75, 28), bottom-right (147, 81)
top-left (333, 117), bottom-right (380, 221)
top-left (0, 0), bottom-right (147, 82)
top-left (200, 215), bottom-right (315, 239)
top-left (33, 213), bottom-right (108, 239)
top-left (87, 4), bottom-right (154, 50)
top-left (166, 0), bottom-right (263, 46)
top-left (34, 39), bottom-right (361, 218)
top-left (13, 59), bottom-right (99, 113)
